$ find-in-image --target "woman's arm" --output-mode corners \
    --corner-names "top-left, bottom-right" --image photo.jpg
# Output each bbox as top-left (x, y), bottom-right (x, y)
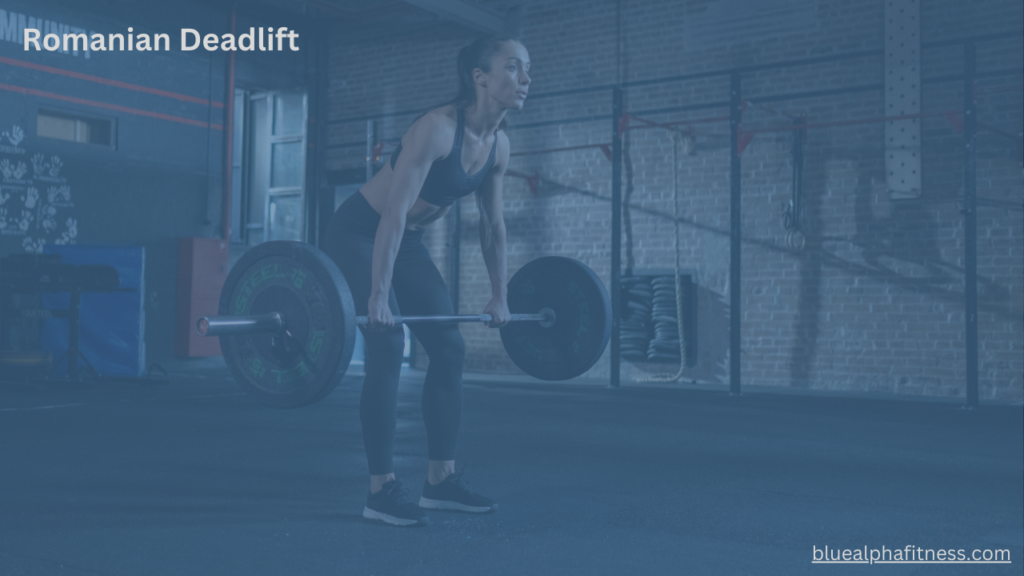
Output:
top-left (367, 113), bottom-right (450, 328)
top-left (476, 131), bottom-right (511, 327)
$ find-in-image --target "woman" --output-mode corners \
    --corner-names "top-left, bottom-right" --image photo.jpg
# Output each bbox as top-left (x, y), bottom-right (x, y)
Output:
top-left (323, 36), bottom-right (530, 527)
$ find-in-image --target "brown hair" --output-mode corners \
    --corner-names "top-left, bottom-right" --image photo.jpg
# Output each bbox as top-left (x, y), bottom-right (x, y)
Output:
top-left (437, 35), bottom-right (521, 131)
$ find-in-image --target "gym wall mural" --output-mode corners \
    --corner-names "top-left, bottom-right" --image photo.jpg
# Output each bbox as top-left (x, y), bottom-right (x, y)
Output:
top-left (0, 123), bottom-right (78, 253)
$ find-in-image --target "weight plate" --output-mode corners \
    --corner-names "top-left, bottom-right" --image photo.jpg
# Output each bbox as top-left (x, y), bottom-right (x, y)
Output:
top-left (500, 257), bottom-right (611, 381)
top-left (650, 340), bottom-right (681, 350)
top-left (626, 301), bottom-right (651, 312)
top-left (218, 241), bottom-right (356, 408)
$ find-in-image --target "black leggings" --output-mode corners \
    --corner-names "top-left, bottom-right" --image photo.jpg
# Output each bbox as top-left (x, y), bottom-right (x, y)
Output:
top-left (323, 192), bottom-right (464, 475)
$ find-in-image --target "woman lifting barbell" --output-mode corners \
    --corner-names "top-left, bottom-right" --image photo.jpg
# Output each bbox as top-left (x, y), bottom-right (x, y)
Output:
top-left (323, 36), bottom-right (529, 527)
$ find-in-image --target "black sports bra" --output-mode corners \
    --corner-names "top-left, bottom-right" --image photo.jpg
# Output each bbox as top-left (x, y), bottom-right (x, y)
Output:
top-left (389, 107), bottom-right (498, 207)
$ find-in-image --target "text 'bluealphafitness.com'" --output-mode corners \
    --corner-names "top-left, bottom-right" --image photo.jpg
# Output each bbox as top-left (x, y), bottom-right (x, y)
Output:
top-left (812, 545), bottom-right (1011, 565)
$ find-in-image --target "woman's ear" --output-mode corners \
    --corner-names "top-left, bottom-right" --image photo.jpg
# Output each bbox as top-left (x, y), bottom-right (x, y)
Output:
top-left (472, 67), bottom-right (487, 88)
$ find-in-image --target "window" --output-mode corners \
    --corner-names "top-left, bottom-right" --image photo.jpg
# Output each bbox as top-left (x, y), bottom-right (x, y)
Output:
top-left (37, 110), bottom-right (113, 146)
top-left (231, 90), bottom-right (307, 245)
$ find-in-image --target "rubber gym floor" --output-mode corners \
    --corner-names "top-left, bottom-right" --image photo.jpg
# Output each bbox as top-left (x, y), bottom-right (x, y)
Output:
top-left (1, 368), bottom-right (1021, 576)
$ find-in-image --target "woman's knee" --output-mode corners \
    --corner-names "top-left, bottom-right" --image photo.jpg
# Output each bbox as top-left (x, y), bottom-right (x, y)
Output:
top-left (363, 327), bottom-right (407, 362)
top-left (427, 328), bottom-right (465, 365)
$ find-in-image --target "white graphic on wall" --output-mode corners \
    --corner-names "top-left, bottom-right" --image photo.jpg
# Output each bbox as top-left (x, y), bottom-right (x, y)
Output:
top-left (47, 185), bottom-right (72, 205)
top-left (31, 154), bottom-right (48, 176)
top-left (2, 125), bottom-right (24, 147)
top-left (55, 218), bottom-right (78, 245)
top-left (0, 124), bottom-right (79, 249)
top-left (23, 187), bottom-right (39, 209)
top-left (32, 155), bottom-right (67, 184)
top-left (48, 156), bottom-right (63, 178)
top-left (0, 204), bottom-right (39, 236)
top-left (1, 159), bottom-right (29, 182)
top-left (16, 209), bottom-right (33, 231)
top-left (40, 202), bottom-right (58, 232)
top-left (23, 237), bottom-right (46, 254)
top-left (0, 125), bottom-right (26, 155)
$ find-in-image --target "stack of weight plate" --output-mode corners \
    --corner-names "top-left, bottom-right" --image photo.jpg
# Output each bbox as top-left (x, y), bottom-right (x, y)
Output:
top-left (619, 276), bottom-right (652, 362)
top-left (648, 276), bottom-right (682, 363)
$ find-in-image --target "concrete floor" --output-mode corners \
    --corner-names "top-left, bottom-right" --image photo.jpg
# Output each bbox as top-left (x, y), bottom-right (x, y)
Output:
top-left (0, 368), bottom-right (1021, 575)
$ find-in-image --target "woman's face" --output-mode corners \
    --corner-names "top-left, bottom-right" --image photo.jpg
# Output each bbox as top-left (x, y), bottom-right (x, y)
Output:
top-left (476, 41), bottom-right (531, 110)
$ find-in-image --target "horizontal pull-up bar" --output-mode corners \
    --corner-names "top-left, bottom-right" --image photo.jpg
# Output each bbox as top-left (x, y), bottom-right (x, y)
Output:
top-left (510, 143), bottom-right (612, 160)
top-left (743, 108), bottom-right (960, 135)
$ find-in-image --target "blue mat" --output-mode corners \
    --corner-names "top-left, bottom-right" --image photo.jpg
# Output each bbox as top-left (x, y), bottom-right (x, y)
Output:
top-left (41, 245), bottom-right (145, 377)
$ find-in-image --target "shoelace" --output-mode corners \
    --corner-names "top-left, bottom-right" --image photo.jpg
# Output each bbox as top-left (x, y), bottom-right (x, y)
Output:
top-left (445, 471), bottom-right (475, 494)
top-left (382, 481), bottom-right (415, 505)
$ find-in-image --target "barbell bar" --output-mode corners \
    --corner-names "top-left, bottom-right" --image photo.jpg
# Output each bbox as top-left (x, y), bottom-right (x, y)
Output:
top-left (197, 309), bottom-right (557, 337)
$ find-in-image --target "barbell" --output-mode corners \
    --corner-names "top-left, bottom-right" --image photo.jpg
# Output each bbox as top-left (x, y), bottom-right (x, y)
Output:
top-left (198, 241), bottom-right (611, 408)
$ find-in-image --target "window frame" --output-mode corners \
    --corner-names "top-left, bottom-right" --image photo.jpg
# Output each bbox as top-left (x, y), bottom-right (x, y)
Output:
top-left (241, 90), bottom-right (307, 245)
top-left (36, 107), bottom-right (118, 148)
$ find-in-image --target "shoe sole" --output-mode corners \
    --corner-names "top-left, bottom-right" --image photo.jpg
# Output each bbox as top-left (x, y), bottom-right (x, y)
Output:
top-left (362, 506), bottom-right (429, 526)
top-left (419, 497), bottom-right (497, 513)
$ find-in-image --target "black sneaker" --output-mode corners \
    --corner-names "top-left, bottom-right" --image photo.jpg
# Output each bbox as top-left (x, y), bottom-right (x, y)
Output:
top-left (363, 480), bottom-right (430, 527)
top-left (419, 471), bottom-right (498, 513)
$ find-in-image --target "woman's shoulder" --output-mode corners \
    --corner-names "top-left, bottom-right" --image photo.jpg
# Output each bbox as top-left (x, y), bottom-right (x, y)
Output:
top-left (413, 105), bottom-right (459, 133)
top-left (494, 129), bottom-right (510, 159)
top-left (399, 106), bottom-right (458, 161)
top-left (495, 128), bottom-right (510, 147)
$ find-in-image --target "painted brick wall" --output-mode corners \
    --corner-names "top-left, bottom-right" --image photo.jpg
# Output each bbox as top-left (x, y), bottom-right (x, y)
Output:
top-left (326, 0), bottom-right (1023, 401)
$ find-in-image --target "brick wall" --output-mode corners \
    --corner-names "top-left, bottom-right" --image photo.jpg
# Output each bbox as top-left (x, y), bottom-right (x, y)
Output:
top-left (326, 0), bottom-right (1023, 401)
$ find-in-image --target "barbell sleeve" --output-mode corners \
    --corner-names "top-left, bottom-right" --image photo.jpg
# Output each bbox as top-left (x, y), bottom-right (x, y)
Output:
top-left (197, 313), bottom-right (284, 336)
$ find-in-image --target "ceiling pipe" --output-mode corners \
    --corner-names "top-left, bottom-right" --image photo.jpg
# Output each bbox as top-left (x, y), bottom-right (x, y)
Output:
top-left (402, 0), bottom-right (506, 34)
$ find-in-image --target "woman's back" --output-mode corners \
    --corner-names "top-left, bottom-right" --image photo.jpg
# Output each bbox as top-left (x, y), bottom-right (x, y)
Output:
top-left (355, 105), bottom-right (498, 231)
